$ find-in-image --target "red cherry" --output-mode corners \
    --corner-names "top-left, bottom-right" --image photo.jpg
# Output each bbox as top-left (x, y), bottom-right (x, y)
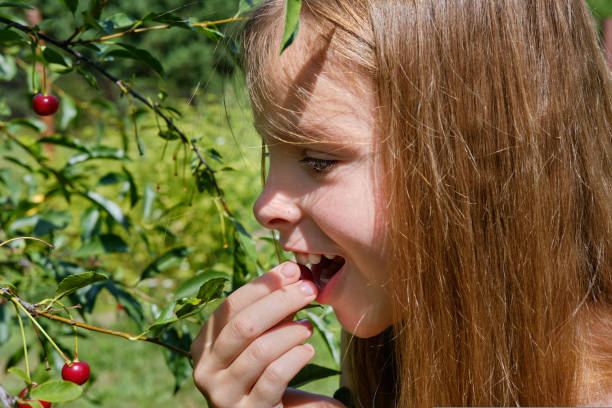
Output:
top-left (298, 264), bottom-right (313, 281)
top-left (17, 384), bottom-right (52, 408)
top-left (32, 94), bottom-right (60, 116)
top-left (61, 361), bottom-right (90, 385)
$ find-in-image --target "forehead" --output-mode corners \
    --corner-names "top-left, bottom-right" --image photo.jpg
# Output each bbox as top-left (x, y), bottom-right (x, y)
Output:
top-left (251, 18), bottom-right (376, 147)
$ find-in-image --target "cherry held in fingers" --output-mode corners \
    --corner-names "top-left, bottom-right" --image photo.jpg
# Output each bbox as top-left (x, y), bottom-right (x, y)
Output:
top-left (18, 384), bottom-right (52, 408)
top-left (62, 361), bottom-right (91, 385)
top-left (32, 94), bottom-right (60, 116)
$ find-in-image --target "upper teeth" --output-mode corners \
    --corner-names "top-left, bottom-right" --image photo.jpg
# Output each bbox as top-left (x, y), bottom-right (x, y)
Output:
top-left (294, 252), bottom-right (334, 267)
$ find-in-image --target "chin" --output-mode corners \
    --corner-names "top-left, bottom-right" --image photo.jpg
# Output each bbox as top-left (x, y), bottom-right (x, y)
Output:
top-left (335, 309), bottom-right (392, 338)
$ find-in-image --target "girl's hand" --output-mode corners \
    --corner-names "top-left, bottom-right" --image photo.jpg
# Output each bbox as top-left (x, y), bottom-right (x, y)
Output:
top-left (191, 262), bottom-right (343, 408)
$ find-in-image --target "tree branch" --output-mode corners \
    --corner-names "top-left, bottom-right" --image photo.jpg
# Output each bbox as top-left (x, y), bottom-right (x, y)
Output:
top-left (0, 384), bottom-right (17, 408)
top-left (76, 17), bottom-right (246, 44)
top-left (0, 287), bottom-right (191, 359)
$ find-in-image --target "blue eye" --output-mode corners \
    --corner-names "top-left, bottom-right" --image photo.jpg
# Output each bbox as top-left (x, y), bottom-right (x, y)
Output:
top-left (299, 157), bottom-right (338, 173)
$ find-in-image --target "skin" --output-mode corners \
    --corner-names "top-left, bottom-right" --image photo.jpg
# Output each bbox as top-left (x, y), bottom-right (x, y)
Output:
top-left (191, 20), bottom-right (392, 408)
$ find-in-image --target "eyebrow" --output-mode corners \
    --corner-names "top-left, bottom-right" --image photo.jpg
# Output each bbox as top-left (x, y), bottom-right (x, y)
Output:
top-left (254, 115), bottom-right (340, 146)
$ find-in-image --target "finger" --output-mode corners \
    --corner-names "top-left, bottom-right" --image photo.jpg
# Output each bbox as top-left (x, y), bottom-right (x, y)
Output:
top-left (249, 343), bottom-right (315, 406)
top-left (212, 279), bottom-right (318, 366)
top-left (227, 319), bottom-right (313, 394)
top-left (191, 262), bottom-right (301, 360)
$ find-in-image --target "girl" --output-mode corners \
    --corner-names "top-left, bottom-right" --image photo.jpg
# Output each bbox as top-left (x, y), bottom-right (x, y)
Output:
top-left (191, 0), bottom-right (612, 406)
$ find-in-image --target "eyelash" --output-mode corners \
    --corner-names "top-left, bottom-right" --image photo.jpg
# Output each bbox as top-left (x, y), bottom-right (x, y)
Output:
top-left (299, 157), bottom-right (338, 174)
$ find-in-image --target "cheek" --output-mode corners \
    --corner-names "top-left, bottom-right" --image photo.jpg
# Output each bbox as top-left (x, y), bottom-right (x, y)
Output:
top-left (316, 183), bottom-right (383, 247)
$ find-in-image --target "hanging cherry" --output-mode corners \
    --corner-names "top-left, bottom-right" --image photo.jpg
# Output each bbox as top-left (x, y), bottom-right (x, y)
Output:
top-left (32, 93), bottom-right (60, 116)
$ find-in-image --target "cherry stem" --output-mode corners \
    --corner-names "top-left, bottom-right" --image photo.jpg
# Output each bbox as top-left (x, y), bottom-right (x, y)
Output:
top-left (12, 302), bottom-right (32, 385)
top-left (11, 298), bottom-right (71, 364)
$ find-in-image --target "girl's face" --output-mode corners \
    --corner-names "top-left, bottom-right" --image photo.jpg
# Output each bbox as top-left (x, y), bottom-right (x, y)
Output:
top-left (252, 28), bottom-right (393, 338)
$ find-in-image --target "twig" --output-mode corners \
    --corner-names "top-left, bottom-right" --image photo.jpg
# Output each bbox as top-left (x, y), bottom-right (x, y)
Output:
top-left (0, 384), bottom-right (17, 408)
top-left (76, 17), bottom-right (246, 44)
top-left (37, 311), bottom-right (190, 358)
top-left (0, 236), bottom-right (54, 249)
top-left (0, 287), bottom-right (191, 359)
top-left (0, 16), bottom-right (233, 216)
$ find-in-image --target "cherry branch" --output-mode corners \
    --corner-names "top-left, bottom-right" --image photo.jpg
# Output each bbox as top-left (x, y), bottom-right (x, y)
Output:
top-left (0, 384), bottom-right (17, 408)
top-left (36, 311), bottom-right (191, 358)
top-left (74, 17), bottom-right (246, 44)
top-left (0, 16), bottom-right (232, 215)
top-left (0, 287), bottom-right (191, 359)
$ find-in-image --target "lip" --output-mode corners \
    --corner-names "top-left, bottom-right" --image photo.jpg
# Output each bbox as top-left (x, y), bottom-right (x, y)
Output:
top-left (284, 247), bottom-right (338, 258)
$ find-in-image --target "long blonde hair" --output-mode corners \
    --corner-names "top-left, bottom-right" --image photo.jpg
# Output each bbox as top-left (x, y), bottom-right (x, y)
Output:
top-left (242, 0), bottom-right (612, 406)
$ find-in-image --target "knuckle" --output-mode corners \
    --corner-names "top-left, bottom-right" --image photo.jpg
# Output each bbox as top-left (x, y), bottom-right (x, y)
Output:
top-left (231, 317), bottom-right (257, 340)
top-left (263, 360), bottom-right (287, 386)
top-left (247, 339), bottom-right (268, 362)
top-left (222, 295), bottom-right (241, 317)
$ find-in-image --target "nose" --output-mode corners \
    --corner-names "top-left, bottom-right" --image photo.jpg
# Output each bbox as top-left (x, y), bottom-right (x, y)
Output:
top-left (253, 178), bottom-right (302, 231)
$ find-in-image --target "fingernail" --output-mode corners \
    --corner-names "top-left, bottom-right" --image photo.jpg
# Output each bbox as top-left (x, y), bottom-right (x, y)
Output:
top-left (296, 318), bottom-right (312, 329)
top-left (300, 281), bottom-right (317, 297)
top-left (282, 263), bottom-right (297, 278)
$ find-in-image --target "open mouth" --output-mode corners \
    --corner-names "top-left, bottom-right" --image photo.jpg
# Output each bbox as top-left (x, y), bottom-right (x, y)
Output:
top-left (294, 252), bottom-right (346, 288)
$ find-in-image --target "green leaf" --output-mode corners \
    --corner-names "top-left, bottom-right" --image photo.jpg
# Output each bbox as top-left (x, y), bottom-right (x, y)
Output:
top-left (196, 277), bottom-right (228, 303)
top-left (105, 282), bottom-right (144, 327)
top-left (280, 0), bottom-right (302, 53)
top-left (194, 167), bottom-right (215, 195)
top-left (158, 129), bottom-right (180, 140)
top-left (33, 210), bottom-right (73, 236)
top-left (80, 207), bottom-right (100, 241)
top-left (307, 309), bottom-right (340, 365)
top-left (0, 304), bottom-right (10, 344)
top-left (3, 155), bottom-right (33, 171)
top-left (8, 118), bottom-right (46, 133)
top-left (76, 66), bottom-right (99, 89)
top-left (288, 364), bottom-right (340, 388)
top-left (123, 166), bottom-right (139, 208)
top-left (58, 0), bottom-right (79, 14)
top-left (193, 25), bottom-right (225, 41)
top-left (140, 247), bottom-right (191, 280)
top-left (84, 191), bottom-right (130, 230)
top-left (0, 28), bottom-right (24, 46)
top-left (0, 53), bottom-right (17, 82)
top-left (97, 172), bottom-right (127, 186)
top-left (38, 135), bottom-right (89, 152)
top-left (142, 183), bottom-right (156, 219)
top-left (55, 271), bottom-right (109, 299)
top-left (236, 0), bottom-right (264, 16)
top-left (113, 43), bottom-right (165, 78)
top-left (67, 146), bottom-right (127, 165)
top-left (99, 12), bottom-right (135, 31)
top-left (161, 328), bottom-right (191, 393)
top-left (333, 387), bottom-right (355, 408)
top-left (59, 95), bottom-right (77, 130)
top-left (42, 46), bottom-right (68, 67)
top-left (74, 234), bottom-right (128, 257)
top-left (7, 366), bottom-right (28, 382)
top-left (174, 270), bottom-right (230, 300)
top-left (0, 2), bottom-right (34, 9)
top-left (148, 300), bottom-right (178, 328)
top-left (30, 380), bottom-right (82, 402)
